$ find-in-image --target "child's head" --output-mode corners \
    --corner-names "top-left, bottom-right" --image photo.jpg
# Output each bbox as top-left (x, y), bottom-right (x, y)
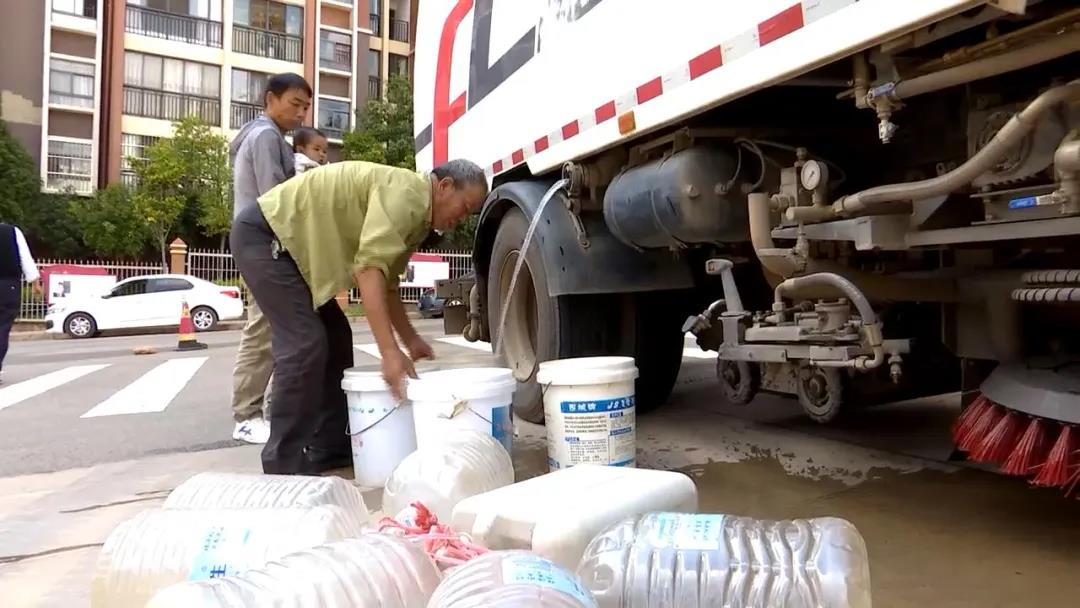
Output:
top-left (293, 127), bottom-right (328, 165)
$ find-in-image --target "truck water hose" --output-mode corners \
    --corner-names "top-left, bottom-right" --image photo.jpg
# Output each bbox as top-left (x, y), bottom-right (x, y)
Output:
top-left (832, 80), bottom-right (1080, 217)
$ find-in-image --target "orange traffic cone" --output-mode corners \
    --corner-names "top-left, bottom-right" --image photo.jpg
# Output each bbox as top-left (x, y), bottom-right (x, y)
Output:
top-left (176, 300), bottom-right (208, 352)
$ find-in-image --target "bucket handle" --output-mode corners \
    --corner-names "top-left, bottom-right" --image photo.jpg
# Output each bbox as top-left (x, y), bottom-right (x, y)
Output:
top-left (444, 394), bottom-right (496, 426)
top-left (345, 408), bottom-right (397, 437)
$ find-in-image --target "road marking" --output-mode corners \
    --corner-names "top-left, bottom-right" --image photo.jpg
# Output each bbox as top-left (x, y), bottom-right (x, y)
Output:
top-left (354, 344), bottom-right (383, 359)
top-left (436, 336), bottom-right (492, 352)
top-left (682, 348), bottom-right (716, 360)
top-left (0, 365), bottom-right (111, 413)
top-left (81, 357), bottom-right (208, 418)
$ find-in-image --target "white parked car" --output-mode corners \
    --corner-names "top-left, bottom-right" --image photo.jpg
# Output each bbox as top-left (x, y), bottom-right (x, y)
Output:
top-left (45, 274), bottom-right (244, 339)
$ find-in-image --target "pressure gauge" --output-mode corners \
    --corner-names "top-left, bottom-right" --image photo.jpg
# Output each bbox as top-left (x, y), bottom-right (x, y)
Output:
top-left (800, 160), bottom-right (825, 191)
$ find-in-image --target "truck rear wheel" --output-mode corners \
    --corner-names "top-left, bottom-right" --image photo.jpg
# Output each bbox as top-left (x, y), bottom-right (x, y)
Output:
top-left (487, 209), bottom-right (685, 423)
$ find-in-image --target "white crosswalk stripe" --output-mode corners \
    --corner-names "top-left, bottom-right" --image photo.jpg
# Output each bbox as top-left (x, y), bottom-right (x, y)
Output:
top-left (0, 365), bottom-right (110, 412)
top-left (354, 343), bottom-right (383, 359)
top-left (81, 357), bottom-right (209, 418)
top-left (435, 336), bottom-right (493, 352)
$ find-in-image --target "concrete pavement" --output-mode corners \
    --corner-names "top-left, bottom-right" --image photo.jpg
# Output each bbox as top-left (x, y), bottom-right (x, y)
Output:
top-left (2, 322), bottom-right (1080, 606)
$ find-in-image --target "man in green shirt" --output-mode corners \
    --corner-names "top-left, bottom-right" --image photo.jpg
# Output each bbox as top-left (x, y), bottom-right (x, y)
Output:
top-left (231, 159), bottom-right (488, 474)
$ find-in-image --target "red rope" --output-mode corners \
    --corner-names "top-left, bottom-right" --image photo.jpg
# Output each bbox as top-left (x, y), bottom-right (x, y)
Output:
top-left (378, 502), bottom-right (489, 568)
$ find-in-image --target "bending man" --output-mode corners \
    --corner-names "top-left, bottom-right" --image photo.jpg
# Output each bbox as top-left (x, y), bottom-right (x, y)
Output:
top-left (231, 159), bottom-right (488, 474)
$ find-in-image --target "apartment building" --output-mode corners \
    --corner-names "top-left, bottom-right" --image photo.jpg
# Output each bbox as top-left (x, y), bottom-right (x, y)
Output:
top-left (0, 0), bottom-right (417, 196)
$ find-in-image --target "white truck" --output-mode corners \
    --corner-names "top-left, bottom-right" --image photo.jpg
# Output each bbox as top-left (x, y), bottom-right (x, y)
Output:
top-left (413, 1), bottom-right (1079, 488)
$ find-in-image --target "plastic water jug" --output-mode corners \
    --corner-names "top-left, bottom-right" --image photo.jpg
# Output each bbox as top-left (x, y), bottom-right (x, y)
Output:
top-left (147, 533), bottom-right (442, 608)
top-left (164, 472), bottom-right (370, 530)
top-left (91, 506), bottom-right (361, 608)
top-left (577, 512), bottom-right (872, 608)
top-left (451, 465), bottom-right (698, 569)
top-left (383, 430), bottom-right (514, 522)
top-left (428, 550), bottom-right (598, 608)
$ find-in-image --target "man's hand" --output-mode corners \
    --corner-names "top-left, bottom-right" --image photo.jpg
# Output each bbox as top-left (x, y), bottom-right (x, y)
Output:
top-left (405, 335), bottom-right (435, 362)
top-left (382, 348), bottom-right (417, 401)
top-left (31, 280), bottom-right (43, 297)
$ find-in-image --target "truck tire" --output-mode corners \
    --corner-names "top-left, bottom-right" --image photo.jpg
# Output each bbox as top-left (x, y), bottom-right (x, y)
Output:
top-left (487, 209), bottom-right (685, 423)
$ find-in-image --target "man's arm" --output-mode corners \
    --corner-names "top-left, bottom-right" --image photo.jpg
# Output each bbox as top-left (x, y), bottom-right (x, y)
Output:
top-left (355, 267), bottom-right (415, 400)
top-left (251, 129), bottom-right (291, 196)
top-left (14, 227), bottom-right (40, 283)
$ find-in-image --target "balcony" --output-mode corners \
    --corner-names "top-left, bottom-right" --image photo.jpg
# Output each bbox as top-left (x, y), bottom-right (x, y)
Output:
top-left (52, 0), bottom-right (96, 19)
top-left (320, 42), bottom-right (352, 72)
top-left (367, 76), bottom-right (380, 99)
top-left (233, 24), bottom-right (303, 63)
top-left (389, 19), bottom-right (409, 43)
top-left (368, 13), bottom-right (380, 36)
top-left (123, 86), bottom-right (220, 125)
top-left (126, 5), bottom-right (223, 48)
top-left (230, 101), bottom-right (261, 129)
top-left (46, 140), bottom-right (93, 195)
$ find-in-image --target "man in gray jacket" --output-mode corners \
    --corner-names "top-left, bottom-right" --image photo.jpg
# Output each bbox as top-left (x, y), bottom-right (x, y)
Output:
top-left (229, 72), bottom-right (312, 444)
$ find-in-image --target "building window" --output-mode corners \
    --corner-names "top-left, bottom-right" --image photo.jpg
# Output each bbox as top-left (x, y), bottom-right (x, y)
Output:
top-left (318, 98), bottom-right (350, 140)
top-left (389, 54), bottom-right (408, 78)
top-left (125, 0), bottom-right (223, 47)
top-left (123, 52), bottom-right (221, 124)
top-left (46, 139), bottom-right (93, 195)
top-left (367, 50), bottom-right (381, 99)
top-left (320, 30), bottom-right (352, 71)
top-left (49, 58), bottom-right (95, 109)
top-left (367, 0), bottom-right (380, 36)
top-left (53, 0), bottom-right (96, 18)
top-left (230, 69), bottom-right (268, 128)
top-left (233, 0), bottom-right (304, 62)
top-left (120, 134), bottom-right (160, 185)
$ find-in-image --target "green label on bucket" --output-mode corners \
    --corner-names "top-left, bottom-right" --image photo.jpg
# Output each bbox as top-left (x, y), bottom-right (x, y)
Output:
top-left (492, 405), bottom-right (512, 453)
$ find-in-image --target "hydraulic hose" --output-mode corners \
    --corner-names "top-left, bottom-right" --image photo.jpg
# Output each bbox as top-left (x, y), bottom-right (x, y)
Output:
top-left (833, 80), bottom-right (1080, 217)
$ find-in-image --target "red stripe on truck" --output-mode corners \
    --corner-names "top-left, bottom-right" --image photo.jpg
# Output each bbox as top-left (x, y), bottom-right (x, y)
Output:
top-left (758, 3), bottom-right (804, 46)
top-left (511, 149), bottom-right (525, 164)
top-left (636, 77), bottom-right (663, 103)
top-left (492, 159), bottom-right (504, 173)
top-left (595, 101), bottom-right (616, 124)
top-left (688, 45), bottom-right (723, 79)
top-left (562, 120), bottom-right (580, 139)
top-left (432, 0), bottom-right (474, 166)
top-left (534, 135), bottom-right (549, 153)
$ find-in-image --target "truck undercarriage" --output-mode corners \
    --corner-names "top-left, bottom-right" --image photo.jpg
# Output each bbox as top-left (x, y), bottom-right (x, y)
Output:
top-left (439, 1), bottom-right (1080, 491)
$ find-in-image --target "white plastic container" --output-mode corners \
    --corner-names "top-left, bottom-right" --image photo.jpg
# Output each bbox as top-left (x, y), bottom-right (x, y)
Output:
top-left (577, 512), bottom-right (873, 608)
top-left (535, 357), bottom-right (638, 470)
top-left (163, 472), bottom-right (370, 530)
top-left (428, 550), bottom-right (597, 608)
top-left (383, 430), bottom-right (514, 522)
top-left (90, 506), bottom-right (360, 608)
top-left (450, 465), bottom-right (697, 570)
top-left (407, 367), bottom-right (516, 454)
top-left (342, 369), bottom-right (418, 487)
top-left (147, 533), bottom-right (442, 608)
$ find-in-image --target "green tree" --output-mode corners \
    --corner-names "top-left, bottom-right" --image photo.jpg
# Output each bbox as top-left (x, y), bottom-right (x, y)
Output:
top-left (132, 139), bottom-right (187, 268)
top-left (169, 117), bottom-right (233, 249)
top-left (25, 192), bottom-right (86, 257)
top-left (71, 185), bottom-right (147, 258)
top-left (343, 75), bottom-right (415, 169)
top-left (0, 120), bottom-right (39, 224)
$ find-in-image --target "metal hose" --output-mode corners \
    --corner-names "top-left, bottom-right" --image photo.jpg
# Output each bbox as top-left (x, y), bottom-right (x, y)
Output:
top-left (1023, 270), bottom-right (1080, 285)
top-left (833, 80), bottom-right (1080, 217)
top-left (1012, 287), bottom-right (1080, 303)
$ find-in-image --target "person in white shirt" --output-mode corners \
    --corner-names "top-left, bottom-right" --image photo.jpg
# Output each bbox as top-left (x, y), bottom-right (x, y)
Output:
top-left (292, 127), bottom-right (328, 174)
top-left (0, 223), bottom-right (41, 382)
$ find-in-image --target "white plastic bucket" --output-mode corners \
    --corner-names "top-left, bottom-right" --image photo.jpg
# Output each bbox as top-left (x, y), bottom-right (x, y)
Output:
top-left (341, 369), bottom-right (417, 487)
top-left (536, 357), bottom-right (639, 471)
top-left (407, 368), bottom-right (516, 454)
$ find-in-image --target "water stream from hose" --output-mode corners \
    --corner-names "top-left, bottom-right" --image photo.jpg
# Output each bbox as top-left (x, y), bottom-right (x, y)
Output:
top-left (493, 179), bottom-right (570, 360)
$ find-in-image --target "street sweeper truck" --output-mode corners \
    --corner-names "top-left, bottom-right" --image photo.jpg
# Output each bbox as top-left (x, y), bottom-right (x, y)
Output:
top-left (415, 0), bottom-right (1080, 491)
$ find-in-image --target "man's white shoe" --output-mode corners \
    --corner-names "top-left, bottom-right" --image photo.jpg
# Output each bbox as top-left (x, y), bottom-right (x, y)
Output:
top-left (233, 418), bottom-right (271, 444)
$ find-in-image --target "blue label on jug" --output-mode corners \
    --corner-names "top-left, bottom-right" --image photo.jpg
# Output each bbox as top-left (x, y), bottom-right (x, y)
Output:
top-left (645, 513), bottom-right (726, 551)
top-left (501, 554), bottom-right (597, 607)
top-left (491, 404), bottom-right (513, 453)
top-left (189, 525), bottom-right (253, 580)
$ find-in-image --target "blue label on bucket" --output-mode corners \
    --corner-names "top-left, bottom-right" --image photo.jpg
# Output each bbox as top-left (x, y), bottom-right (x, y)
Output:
top-left (491, 404), bottom-right (513, 453)
top-left (559, 395), bottom-right (635, 414)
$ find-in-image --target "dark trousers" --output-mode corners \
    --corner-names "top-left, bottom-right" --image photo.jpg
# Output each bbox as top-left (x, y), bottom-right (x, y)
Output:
top-left (0, 279), bottom-right (18, 371)
top-left (231, 205), bottom-right (354, 474)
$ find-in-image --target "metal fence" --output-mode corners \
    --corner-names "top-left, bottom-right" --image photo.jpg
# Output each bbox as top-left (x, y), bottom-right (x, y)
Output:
top-left (21, 250), bottom-right (474, 322)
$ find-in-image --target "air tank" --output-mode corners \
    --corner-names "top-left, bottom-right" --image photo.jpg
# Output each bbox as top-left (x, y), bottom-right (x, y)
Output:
top-left (602, 146), bottom-right (750, 250)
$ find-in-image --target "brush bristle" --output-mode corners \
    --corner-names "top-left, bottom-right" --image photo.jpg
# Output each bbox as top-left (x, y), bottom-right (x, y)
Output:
top-left (971, 411), bottom-right (1025, 465)
top-left (957, 402), bottom-right (1003, 453)
top-left (952, 395), bottom-right (993, 443)
top-left (1001, 418), bottom-right (1052, 476)
top-left (1031, 426), bottom-right (1075, 488)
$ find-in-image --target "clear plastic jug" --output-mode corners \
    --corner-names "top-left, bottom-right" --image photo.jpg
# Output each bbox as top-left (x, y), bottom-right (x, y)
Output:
top-left (91, 505), bottom-right (361, 608)
top-left (147, 533), bottom-right (442, 608)
top-left (577, 512), bottom-right (872, 608)
top-left (428, 550), bottom-right (598, 608)
top-left (163, 472), bottom-right (370, 530)
top-left (383, 430), bottom-right (514, 522)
